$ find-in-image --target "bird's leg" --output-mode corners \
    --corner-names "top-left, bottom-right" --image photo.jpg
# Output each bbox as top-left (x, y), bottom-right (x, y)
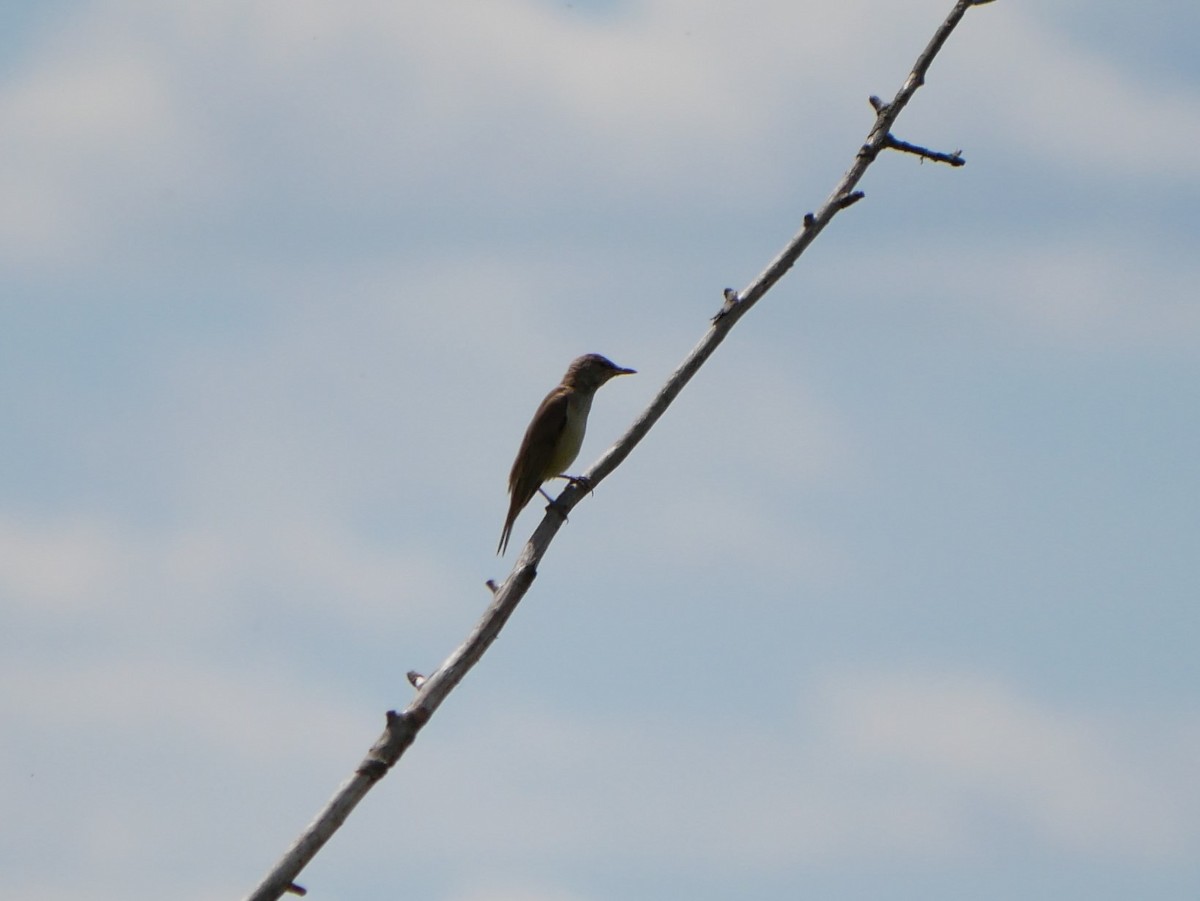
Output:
top-left (539, 474), bottom-right (594, 506)
top-left (540, 486), bottom-right (570, 524)
top-left (540, 474), bottom-right (594, 522)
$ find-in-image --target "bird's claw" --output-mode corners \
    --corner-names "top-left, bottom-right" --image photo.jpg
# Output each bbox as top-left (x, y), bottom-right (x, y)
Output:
top-left (562, 474), bottom-right (594, 496)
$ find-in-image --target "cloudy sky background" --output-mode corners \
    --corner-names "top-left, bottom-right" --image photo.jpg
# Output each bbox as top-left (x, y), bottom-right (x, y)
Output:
top-left (2, 1), bottom-right (1198, 899)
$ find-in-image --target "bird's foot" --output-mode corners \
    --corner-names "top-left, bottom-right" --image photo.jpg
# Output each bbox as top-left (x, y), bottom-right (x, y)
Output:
top-left (540, 475), bottom-right (593, 521)
top-left (559, 473), bottom-right (594, 496)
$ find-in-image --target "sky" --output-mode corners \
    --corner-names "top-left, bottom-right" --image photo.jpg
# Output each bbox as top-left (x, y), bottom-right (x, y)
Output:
top-left (2, 1), bottom-right (1198, 899)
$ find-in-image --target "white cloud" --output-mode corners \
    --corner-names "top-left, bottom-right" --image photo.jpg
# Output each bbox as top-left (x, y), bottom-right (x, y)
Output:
top-left (944, 6), bottom-right (1200, 180)
top-left (0, 514), bottom-right (138, 612)
top-left (390, 670), bottom-right (1200, 869)
top-left (447, 883), bottom-right (592, 901)
top-left (1, 653), bottom-right (368, 763)
top-left (0, 511), bottom-right (451, 630)
top-left (818, 670), bottom-right (1199, 860)
top-left (0, 19), bottom-right (218, 268)
top-left (853, 232), bottom-right (1200, 350)
top-left (990, 240), bottom-right (1200, 348)
top-left (0, 650), bottom-right (378, 901)
top-left (0, 0), bottom-right (973, 269)
top-left (4, 0), bottom-right (1193, 279)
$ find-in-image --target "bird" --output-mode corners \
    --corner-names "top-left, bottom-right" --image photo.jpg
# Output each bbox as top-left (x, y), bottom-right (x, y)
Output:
top-left (498, 353), bottom-right (636, 555)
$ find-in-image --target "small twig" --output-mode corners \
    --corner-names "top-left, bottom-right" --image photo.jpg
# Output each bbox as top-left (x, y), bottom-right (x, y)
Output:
top-left (884, 134), bottom-right (965, 166)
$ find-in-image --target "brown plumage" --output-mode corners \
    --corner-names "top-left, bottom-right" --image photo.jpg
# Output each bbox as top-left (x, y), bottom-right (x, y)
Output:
top-left (498, 354), bottom-right (635, 555)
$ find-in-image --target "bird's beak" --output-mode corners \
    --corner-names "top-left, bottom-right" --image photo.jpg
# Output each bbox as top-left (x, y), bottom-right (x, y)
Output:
top-left (614, 366), bottom-right (636, 376)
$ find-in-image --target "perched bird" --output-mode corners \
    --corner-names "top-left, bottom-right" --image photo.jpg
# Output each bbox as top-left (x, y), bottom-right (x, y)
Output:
top-left (498, 353), bottom-right (635, 555)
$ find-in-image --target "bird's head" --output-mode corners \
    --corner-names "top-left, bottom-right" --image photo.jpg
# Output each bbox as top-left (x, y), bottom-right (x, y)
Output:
top-left (564, 354), bottom-right (636, 392)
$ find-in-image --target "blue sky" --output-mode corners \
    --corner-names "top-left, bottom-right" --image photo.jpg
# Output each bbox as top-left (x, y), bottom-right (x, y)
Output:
top-left (2, 1), bottom-right (1198, 899)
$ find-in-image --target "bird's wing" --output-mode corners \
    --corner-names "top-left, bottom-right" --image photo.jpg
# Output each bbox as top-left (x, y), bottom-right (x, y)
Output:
top-left (508, 386), bottom-right (570, 495)
top-left (499, 386), bottom-right (571, 555)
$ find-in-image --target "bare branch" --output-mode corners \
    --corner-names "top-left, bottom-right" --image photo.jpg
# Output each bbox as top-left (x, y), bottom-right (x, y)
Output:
top-left (242, 1), bottom-right (994, 898)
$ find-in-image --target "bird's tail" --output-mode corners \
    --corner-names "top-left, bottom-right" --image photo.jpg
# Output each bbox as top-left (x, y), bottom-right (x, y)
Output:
top-left (497, 503), bottom-right (519, 555)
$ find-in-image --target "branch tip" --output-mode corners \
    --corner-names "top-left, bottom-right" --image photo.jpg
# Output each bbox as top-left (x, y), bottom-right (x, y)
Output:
top-left (868, 95), bottom-right (888, 114)
top-left (406, 671), bottom-right (426, 689)
top-left (836, 191), bottom-right (865, 209)
top-left (285, 883), bottom-right (307, 896)
top-left (803, 213), bottom-right (816, 228)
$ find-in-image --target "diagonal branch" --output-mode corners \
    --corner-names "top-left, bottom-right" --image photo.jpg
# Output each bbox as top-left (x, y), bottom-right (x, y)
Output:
top-left (243, 1), bottom-right (994, 898)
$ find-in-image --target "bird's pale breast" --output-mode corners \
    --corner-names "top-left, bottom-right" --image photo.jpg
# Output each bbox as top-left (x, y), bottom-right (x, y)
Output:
top-left (546, 391), bottom-right (592, 476)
